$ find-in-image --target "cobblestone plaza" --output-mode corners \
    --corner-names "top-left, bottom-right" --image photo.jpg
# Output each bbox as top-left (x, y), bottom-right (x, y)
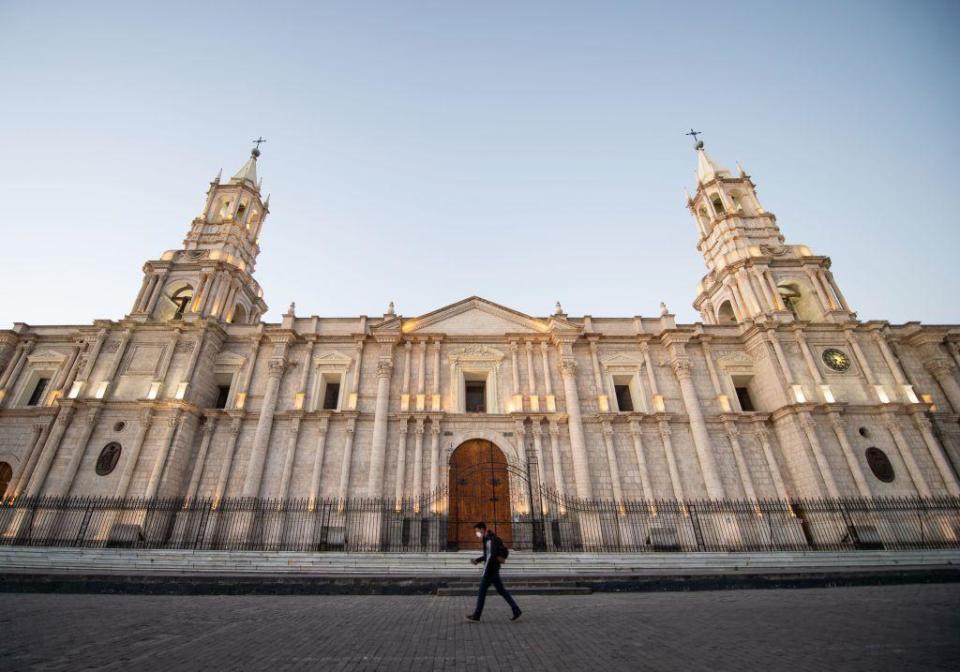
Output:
top-left (1, 583), bottom-right (957, 671)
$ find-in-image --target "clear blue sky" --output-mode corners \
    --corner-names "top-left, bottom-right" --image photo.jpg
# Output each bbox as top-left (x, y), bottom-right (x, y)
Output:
top-left (1, 1), bottom-right (957, 326)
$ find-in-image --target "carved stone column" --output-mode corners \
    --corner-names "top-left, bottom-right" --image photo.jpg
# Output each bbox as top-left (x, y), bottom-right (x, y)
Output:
top-left (337, 418), bottom-right (356, 501)
top-left (540, 341), bottom-right (555, 411)
top-left (924, 357), bottom-right (960, 414)
top-left (242, 356), bottom-right (287, 498)
top-left (525, 341), bottom-right (539, 411)
top-left (57, 406), bottom-right (102, 496)
top-left (367, 344), bottom-right (395, 497)
top-left (6, 423), bottom-right (48, 501)
top-left (429, 419), bottom-right (441, 503)
top-left (557, 352), bottom-right (592, 499)
top-left (883, 413), bottom-right (931, 497)
top-left (184, 416), bottom-right (217, 501)
top-left (629, 420), bottom-right (653, 500)
top-left (394, 418), bottom-right (409, 505)
top-left (827, 411), bottom-right (871, 497)
top-left (658, 419), bottom-right (684, 500)
top-left (145, 411), bottom-right (183, 499)
top-left (309, 417), bottom-right (329, 507)
top-left (668, 345), bottom-right (724, 499)
top-left (755, 424), bottom-right (790, 501)
top-left (0, 340), bottom-right (34, 406)
top-left (24, 405), bottom-right (76, 496)
top-left (600, 421), bottom-right (623, 502)
top-left (277, 416), bottom-right (302, 500)
top-left (548, 419), bottom-right (565, 498)
top-left (530, 419), bottom-right (546, 494)
top-left (797, 412), bottom-right (840, 498)
top-left (722, 418), bottom-right (757, 500)
top-left (911, 411), bottom-right (960, 495)
top-left (115, 408), bottom-right (155, 497)
top-left (213, 416), bottom-right (243, 504)
top-left (412, 418), bottom-right (425, 507)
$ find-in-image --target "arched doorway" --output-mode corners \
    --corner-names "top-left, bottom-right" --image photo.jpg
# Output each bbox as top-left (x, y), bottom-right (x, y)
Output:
top-left (448, 440), bottom-right (512, 550)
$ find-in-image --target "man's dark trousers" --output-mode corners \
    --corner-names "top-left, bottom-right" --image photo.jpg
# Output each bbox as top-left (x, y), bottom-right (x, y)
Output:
top-left (473, 564), bottom-right (520, 618)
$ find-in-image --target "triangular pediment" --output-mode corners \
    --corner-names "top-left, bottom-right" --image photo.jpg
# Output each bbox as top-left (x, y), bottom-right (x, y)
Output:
top-left (600, 352), bottom-right (645, 368)
top-left (402, 297), bottom-right (550, 336)
top-left (313, 350), bottom-right (353, 365)
top-left (26, 349), bottom-right (67, 364)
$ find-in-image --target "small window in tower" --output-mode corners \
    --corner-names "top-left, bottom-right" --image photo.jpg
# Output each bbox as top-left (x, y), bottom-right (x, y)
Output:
top-left (735, 386), bottom-right (755, 412)
top-left (214, 385), bottom-right (231, 409)
top-left (465, 380), bottom-right (486, 413)
top-left (717, 300), bottom-right (738, 325)
top-left (614, 384), bottom-right (634, 412)
top-left (26, 377), bottom-right (50, 407)
top-left (236, 202), bottom-right (246, 218)
top-left (711, 195), bottom-right (725, 214)
top-left (323, 381), bottom-right (341, 410)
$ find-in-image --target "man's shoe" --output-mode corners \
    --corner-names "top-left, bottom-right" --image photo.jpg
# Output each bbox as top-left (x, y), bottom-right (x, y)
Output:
top-left (465, 614), bottom-right (480, 622)
top-left (510, 610), bottom-right (522, 621)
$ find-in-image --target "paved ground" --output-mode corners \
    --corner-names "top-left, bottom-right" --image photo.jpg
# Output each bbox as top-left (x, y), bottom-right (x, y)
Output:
top-left (1, 583), bottom-right (958, 671)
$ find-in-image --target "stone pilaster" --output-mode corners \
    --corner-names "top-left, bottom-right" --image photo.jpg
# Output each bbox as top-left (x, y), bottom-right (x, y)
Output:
top-left (797, 412), bottom-right (840, 499)
top-left (115, 407), bottom-right (155, 497)
top-left (23, 404), bottom-right (75, 496)
top-left (213, 416), bottom-right (243, 503)
top-left (827, 411), bottom-right (871, 497)
top-left (412, 418), bottom-right (425, 506)
top-left (658, 418), bottom-right (684, 500)
top-left (556, 347), bottom-right (592, 499)
top-left (242, 351), bottom-right (288, 498)
top-left (367, 341), bottom-right (396, 497)
top-left (337, 417), bottom-right (357, 501)
top-left (275, 416), bottom-right (302, 500)
top-left (309, 417), bottom-right (329, 506)
top-left (628, 420), bottom-right (653, 500)
top-left (883, 413), bottom-right (931, 496)
top-left (667, 340), bottom-right (724, 499)
top-left (394, 417), bottom-right (409, 505)
top-left (184, 416), bottom-right (217, 501)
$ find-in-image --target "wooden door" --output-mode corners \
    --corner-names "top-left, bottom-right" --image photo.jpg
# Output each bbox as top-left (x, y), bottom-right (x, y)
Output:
top-left (448, 440), bottom-right (512, 550)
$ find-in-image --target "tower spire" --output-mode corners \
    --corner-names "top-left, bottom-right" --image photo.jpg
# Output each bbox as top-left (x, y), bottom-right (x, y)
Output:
top-left (231, 138), bottom-right (265, 187)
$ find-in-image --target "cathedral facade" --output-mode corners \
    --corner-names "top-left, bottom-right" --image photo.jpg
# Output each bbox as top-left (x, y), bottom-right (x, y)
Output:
top-left (1, 142), bottom-right (959, 548)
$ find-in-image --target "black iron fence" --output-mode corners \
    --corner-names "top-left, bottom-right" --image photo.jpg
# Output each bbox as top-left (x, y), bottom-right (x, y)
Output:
top-left (1, 494), bottom-right (958, 553)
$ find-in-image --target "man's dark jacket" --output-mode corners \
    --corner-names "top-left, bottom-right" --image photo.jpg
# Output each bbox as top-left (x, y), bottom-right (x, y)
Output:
top-left (474, 531), bottom-right (508, 575)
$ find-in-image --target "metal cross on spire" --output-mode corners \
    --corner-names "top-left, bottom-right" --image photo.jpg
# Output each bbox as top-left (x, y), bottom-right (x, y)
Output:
top-left (685, 128), bottom-right (704, 149)
top-left (250, 136), bottom-right (266, 157)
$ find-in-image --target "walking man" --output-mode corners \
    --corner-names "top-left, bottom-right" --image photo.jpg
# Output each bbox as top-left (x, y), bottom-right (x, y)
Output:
top-left (465, 521), bottom-right (522, 622)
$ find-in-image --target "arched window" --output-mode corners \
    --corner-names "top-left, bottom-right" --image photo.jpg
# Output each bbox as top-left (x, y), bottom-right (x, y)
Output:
top-left (865, 447), bottom-right (894, 483)
top-left (711, 194), bottom-right (725, 214)
top-left (777, 282), bottom-right (820, 321)
top-left (96, 443), bottom-right (122, 476)
top-left (717, 300), bottom-right (737, 325)
top-left (236, 201), bottom-right (247, 219)
top-left (230, 304), bottom-right (247, 325)
top-left (171, 287), bottom-right (194, 321)
top-left (0, 461), bottom-right (12, 499)
top-left (218, 199), bottom-right (232, 220)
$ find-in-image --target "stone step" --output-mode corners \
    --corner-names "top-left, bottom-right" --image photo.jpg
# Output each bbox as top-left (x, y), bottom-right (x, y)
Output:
top-left (435, 586), bottom-right (592, 596)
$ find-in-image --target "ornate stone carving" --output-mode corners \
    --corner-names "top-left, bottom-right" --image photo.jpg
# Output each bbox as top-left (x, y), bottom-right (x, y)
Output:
top-left (376, 359), bottom-right (394, 378)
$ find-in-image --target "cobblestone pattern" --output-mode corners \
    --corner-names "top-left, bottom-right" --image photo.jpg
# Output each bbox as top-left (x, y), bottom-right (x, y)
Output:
top-left (0, 584), bottom-right (958, 671)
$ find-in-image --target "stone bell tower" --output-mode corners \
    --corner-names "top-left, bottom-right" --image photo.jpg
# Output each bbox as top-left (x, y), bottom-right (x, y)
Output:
top-left (127, 141), bottom-right (270, 325)
top-left (686, 132), bottom-right (855, 326)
